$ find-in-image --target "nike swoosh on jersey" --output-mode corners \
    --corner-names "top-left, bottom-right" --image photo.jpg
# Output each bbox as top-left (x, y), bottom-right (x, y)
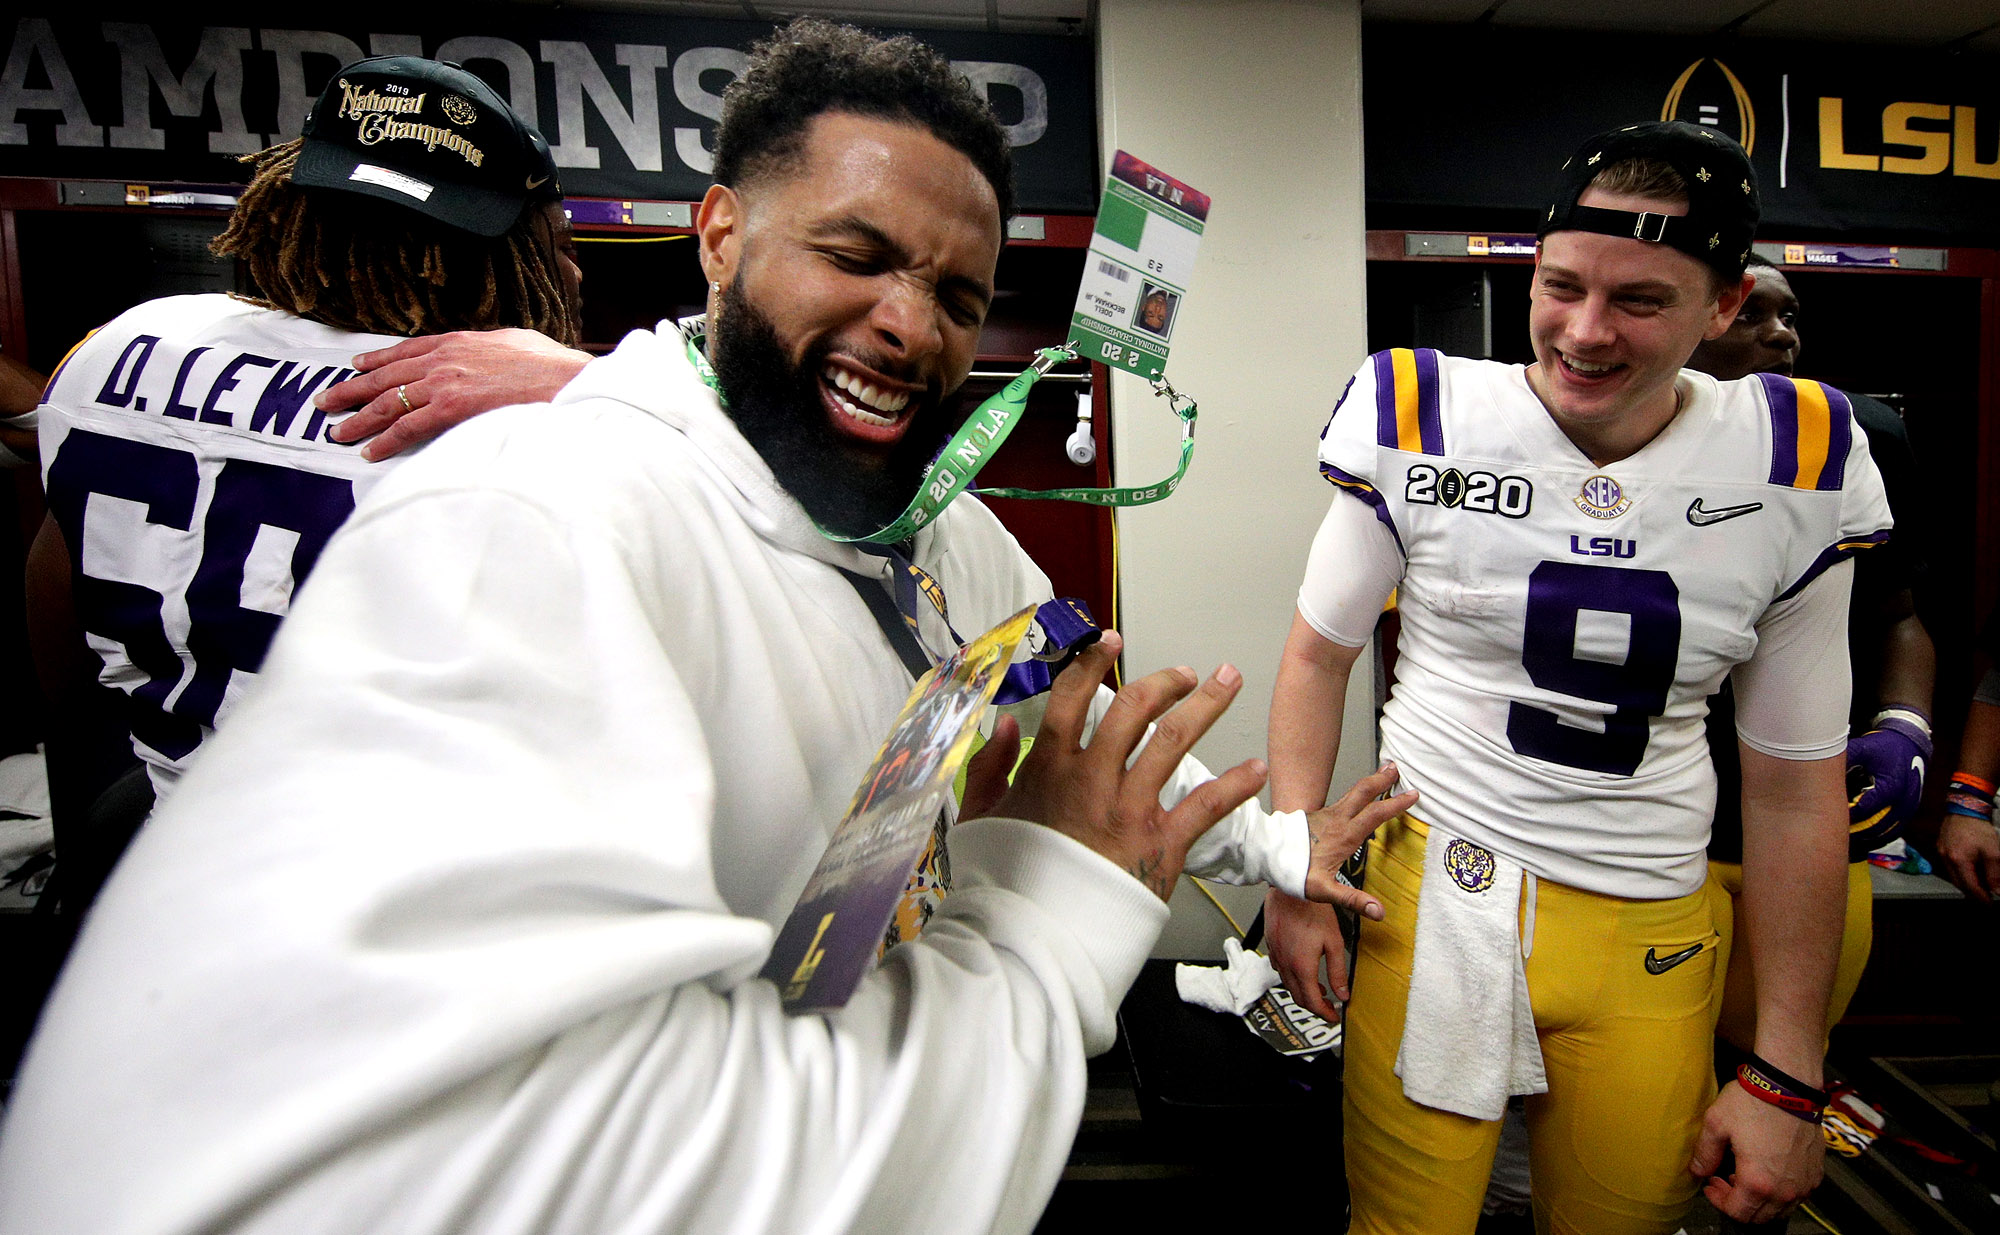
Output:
top-left (526, 175), bottom-right (550, 191)
top-left (1686, 498), bottom-right (1764, 526)
top-left (1643, 942), bottom-right (1704, 974)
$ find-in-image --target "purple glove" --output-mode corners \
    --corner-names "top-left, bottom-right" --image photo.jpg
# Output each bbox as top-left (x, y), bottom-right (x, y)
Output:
top-left (1844, 707), bottom-right (1933, 858)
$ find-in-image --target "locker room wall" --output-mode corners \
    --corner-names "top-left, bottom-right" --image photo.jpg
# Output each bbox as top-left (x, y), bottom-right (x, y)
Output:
top-left (1096, 0), bottom-right (1374, 954)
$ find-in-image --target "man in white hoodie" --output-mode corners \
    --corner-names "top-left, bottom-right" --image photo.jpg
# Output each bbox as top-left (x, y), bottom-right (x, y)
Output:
top-left (0, 19), bottom-right (1403, 1235)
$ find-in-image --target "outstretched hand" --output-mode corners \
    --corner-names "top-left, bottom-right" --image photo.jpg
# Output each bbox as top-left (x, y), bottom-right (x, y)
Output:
top-left (963, 632), bottom-right (1269, 901)
top-left (318, 329), bottom-right (593, 460)
top-left (1302, 761), bottom-right (1416, 919)
top-left (1267, 763), bottom-right (1416, 1022)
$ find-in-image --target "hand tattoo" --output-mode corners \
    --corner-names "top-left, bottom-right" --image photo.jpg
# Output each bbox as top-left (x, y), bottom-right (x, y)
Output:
top-left (1129, 847), bottom-right (1173, 899)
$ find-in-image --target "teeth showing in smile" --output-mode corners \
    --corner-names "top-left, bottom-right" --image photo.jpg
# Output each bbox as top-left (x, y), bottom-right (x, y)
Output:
top-left (824, 365), bottom-right (910, 426)
top-left (1563, 354), bottom-right (1619, 375)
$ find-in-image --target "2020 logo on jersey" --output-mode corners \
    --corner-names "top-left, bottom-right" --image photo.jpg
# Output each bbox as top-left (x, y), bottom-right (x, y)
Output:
top-left (1405, 464), bottom-right (1533, 519)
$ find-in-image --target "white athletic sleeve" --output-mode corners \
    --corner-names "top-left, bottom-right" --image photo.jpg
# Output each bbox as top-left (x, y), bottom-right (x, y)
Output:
top-left (1732, 558), bottom-right (1855, 760)
top-left (995, 685), bottom-right (1310, 898)
top-left (0, 406), bottom-right (36, 468)
top-left (1296, 491), bottom-right (1405, 648)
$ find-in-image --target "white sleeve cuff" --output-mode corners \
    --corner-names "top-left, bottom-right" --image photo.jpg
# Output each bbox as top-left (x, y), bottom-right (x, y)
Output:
top-left (942, 818), bottom-right (1168, 1050)
top-left (1179, 801), bottom-right (1311, 899)
top-left (1263, 810), bottom-right (1310, 898)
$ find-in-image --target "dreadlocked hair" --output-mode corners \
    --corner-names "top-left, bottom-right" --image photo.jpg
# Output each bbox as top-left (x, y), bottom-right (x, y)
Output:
top-left (213, 140), bottom-right (581, 347)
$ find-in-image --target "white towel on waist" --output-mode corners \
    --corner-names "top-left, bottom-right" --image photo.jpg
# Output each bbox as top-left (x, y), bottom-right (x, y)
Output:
top-left (1392, 828), bottom-right (1546, 1120)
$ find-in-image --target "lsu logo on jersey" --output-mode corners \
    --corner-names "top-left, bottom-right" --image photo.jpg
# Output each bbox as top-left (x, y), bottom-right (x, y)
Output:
top-left (1405, 464), bottom-right (1533, 518)
top-left (1569, 535), bottom-right (1638, 559)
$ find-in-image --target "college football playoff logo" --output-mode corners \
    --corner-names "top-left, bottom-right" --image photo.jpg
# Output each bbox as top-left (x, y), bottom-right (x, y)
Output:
top-left (440, 94), bottom-right (479, 126)
top-left (1661, 57), bottom-right (1755, 153)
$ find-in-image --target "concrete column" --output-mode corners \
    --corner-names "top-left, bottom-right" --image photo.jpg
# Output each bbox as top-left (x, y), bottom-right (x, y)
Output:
top-left (1095, 0), bottom-right (1376, 951)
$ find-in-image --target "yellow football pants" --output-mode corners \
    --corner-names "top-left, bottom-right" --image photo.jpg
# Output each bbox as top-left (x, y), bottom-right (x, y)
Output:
top-left (1707, 858), bottom-right (1872, 1051)
top-left (1344, 815), bottom-right (1721, 1235)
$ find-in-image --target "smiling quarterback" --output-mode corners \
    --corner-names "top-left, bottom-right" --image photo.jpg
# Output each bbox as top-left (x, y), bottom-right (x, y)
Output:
top-left (1263, 122), bottom-right (1891, 1233)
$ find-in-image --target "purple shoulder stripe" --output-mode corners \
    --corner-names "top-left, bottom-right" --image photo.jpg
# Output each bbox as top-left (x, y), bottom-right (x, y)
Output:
top-left (1319, 460), bottom-right (1407, 556)
top-left (1818, 383), bottom-right (1854, 492)
top-left (1414, 347), bottom-right (1444, 456)
top-left (1757, 371), bottom-right (1799, 488)
top-left (1776, 528), bottom-right (1892, 602)
top-left (1372, 350), bottom-right (1400, 448)
top-left (1320, 371), bottom-right (1360, 442)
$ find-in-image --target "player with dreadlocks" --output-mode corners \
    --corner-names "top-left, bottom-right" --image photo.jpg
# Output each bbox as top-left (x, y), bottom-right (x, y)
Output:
top-left (25, 56), bottom-right (579, 911)
top-left (215, 136), bottom-right (578, 346)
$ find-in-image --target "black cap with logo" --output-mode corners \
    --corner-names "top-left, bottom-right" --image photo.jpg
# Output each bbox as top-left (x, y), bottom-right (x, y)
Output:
top-left (292, 56), bottom-right (562, 237)
top-left (1538, 121), bottom-right (1760, 279)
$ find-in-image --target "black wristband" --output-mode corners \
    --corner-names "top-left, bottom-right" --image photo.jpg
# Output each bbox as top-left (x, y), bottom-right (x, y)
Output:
top-left (1736, 1054), bottom-right (1827, 1123)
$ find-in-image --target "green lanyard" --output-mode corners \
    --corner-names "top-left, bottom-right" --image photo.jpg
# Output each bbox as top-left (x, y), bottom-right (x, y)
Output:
top-left (678, 323), bottom-right (1199, 544)
top-left (971, 371), bottom-right (1197, 508)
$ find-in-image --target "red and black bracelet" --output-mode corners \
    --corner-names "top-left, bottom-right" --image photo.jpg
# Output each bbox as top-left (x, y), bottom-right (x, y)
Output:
top-left (1735, 1055), bottom-right (1828, 1123)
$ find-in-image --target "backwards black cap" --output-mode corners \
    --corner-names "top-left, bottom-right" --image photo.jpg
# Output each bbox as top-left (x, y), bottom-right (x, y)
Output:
top-left (1539, 120), bottom-right (1760, 279)
top-left (293, 56), bottom-right (561, 237)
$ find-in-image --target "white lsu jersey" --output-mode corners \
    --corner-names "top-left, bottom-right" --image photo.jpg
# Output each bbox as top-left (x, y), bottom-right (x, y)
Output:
top-left (39, 294), bottom-right (405, 794)
top-left (1304, 349), bottom-right (1892, 898)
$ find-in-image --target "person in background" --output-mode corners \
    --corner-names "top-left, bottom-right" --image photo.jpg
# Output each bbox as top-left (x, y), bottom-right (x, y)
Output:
top-left (24, 54), bottom-right (581, 912)
top-left (0, 351), bottom-right (46, 462)
top-left (1938, 612), bottom-right (2000, 900)
top-left (2, 350), bottom-right (51, 768)
top-left (1686, 252), bottom-right (1935, 1059)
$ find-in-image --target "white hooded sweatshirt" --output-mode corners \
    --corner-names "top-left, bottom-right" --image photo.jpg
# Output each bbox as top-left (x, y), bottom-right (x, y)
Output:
top-left (0, 325), bottom-right (1304, 1235)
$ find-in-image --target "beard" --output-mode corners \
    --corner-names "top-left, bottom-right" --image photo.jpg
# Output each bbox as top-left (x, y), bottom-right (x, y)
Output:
top-left (708, 280), bottom-right (956, 538)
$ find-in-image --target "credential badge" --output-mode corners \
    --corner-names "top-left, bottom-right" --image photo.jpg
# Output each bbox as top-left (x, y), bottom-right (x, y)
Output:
top-left (1574, 474), bottom-right (1632, 520)
top-left (1443, 838), bottom-right (1497, 893)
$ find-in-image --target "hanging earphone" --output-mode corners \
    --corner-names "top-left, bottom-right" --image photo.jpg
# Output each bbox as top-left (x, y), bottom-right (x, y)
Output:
top-left (1065, 389), bottom-right (1095, 466)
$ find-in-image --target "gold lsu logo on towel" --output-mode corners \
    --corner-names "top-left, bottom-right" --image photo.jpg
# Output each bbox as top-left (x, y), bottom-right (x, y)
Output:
top-left (1443, 838), bottom-right (1497, 893)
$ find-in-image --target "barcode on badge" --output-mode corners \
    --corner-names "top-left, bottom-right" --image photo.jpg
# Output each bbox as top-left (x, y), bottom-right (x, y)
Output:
top-left (1096, 259), bottom-right (1129, 283)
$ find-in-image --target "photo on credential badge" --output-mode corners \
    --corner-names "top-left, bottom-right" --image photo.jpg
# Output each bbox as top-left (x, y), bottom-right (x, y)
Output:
top-left (1134, 283), bottom-right (1179, 338)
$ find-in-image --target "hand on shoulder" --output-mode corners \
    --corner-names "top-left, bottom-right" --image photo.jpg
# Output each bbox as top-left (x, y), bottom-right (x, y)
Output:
top-left (319, 329), bottom-right (593, 460)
